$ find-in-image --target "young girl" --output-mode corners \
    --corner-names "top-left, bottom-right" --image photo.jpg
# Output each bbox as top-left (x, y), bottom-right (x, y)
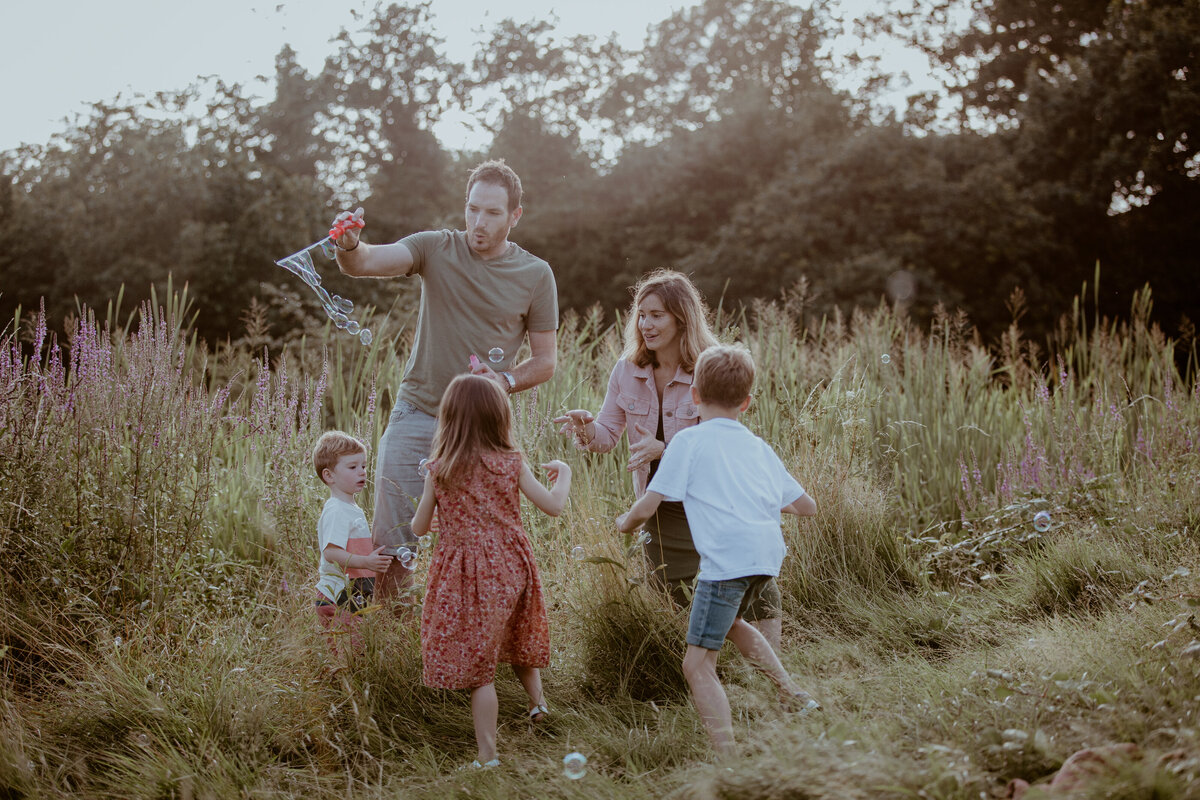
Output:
top-left (411, 373), bottom-right (572, 769)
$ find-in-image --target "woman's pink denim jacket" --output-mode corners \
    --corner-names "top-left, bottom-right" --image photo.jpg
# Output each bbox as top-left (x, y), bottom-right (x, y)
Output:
top-left (586, 358), bottom-right (700, 497)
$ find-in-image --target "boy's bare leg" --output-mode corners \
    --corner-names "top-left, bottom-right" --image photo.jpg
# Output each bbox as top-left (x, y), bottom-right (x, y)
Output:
top-left (726, 618), bottom-right (799, 699)
top-left (749, 617), bottom-right (782, 652)
top-left (470, 683), bottom-right (499, 763)
top-left (682, 645), bottom-right (736, 756)
top-left (511, 664), bottom-right (546, 713)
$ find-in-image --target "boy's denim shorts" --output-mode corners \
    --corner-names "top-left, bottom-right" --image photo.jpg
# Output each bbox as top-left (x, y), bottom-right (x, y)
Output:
top-left (686, 575), bottom-right (772, 650)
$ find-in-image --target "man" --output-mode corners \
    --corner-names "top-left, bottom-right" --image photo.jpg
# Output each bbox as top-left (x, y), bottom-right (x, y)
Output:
top-left (331, 159), bottom-right (558, 599)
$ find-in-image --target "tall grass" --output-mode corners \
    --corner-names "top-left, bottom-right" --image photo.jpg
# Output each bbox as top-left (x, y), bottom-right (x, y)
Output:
top-left (2, 280), bottom-right (1198, 799)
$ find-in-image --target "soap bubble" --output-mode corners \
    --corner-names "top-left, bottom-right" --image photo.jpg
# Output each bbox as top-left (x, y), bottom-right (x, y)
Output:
top-left (562, 752), bottom-right (587, 780)
top-left (136, 733), bottom-right (150, 747)
top-left (886, 269), bottom-right (916, 303)
top-left (488, 347), bottom-right (505, 364)
top-left (388, 547), bottom-right (416, 569)
top-left (881, 353), bottom-right (891, 365)
top-left (417, 458), bottom-right (431, 479)
top-left (278, 250), bottom-right (321, 286)
top-left (275, 239), bottom-right (372, 346)
top-left (571, 546), bottom-right (585, 561)
top-left (417, 534), bottom-right (433, 549)
top-left (1033, 511), bottom-right (1052, 532)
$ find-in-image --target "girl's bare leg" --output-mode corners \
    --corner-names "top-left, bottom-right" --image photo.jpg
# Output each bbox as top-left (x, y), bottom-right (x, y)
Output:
top-left (470, 683), bottom-right (499, 763)
top-left (511, 664), bottom-right (546, 713)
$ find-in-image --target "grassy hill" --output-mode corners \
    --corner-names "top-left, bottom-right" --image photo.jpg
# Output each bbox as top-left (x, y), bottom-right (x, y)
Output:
top-left (2, 285), bottom-right (1197, 799)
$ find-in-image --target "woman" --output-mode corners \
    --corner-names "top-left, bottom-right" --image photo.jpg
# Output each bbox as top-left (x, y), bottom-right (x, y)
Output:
top-left (554, 270), bottom-right (783, 649)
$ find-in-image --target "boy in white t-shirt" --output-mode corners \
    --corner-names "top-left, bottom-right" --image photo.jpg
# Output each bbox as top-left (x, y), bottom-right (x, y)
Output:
top-left (616, 344), bottom-right (819, 756)
top-left (311, 431), bottom-right (392, 651)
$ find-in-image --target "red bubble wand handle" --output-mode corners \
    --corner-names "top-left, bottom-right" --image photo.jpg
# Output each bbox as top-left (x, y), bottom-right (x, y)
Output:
top-left (329, 217), bottom-right (365, 241)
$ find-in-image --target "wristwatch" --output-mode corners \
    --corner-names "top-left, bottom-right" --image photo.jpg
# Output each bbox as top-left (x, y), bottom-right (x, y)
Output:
top-left (499, 371), bottom-right (516, 393)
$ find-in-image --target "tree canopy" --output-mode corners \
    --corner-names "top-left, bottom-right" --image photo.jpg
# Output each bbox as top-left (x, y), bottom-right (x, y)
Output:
top-left (2, 0), bottom-right (1195, 349)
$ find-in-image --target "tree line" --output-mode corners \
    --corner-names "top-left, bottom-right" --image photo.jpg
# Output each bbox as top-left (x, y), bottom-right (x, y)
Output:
top-left (2, 0), bottom-right (1196, 350)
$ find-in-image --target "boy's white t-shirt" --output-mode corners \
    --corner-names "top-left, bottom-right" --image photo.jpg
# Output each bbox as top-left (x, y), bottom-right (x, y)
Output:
top-left (646, 417), bottom-right (805, 581)
top-left (315, 496), bottom-right (373, 602)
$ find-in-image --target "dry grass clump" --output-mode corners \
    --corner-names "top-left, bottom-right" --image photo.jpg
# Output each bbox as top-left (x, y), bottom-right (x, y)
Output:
top-left (568, 556), bottom-right (693, 704)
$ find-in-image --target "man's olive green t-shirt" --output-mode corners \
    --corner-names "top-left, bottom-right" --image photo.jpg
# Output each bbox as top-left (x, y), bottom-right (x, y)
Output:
top-left (397, 229), bottom-right (558, 416)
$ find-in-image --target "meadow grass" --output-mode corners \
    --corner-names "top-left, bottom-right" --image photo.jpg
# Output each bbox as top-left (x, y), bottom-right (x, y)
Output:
top-left (1, 285), bottom-right (1198, 799)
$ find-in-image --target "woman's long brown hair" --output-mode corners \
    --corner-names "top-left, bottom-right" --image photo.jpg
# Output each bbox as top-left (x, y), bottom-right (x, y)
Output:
top-left (621, 269), bottom-right (719, 373)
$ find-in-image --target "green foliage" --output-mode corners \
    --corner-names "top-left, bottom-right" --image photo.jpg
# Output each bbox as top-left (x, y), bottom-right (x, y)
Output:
top-left (3, 0), bottom-right (1196, 350)
top-left (686, 128), bottom-right (1067, 338)
top-left (319, 1), bottom-right (460, 234)
top-left (1006, 534), bottom-right (1150, 618)
top-left (467, 17), bottom-right (624, 151)
top-left (904, 0), bottom-right (1200, 342)
top-left (258, 44), bottom-right (332, 179)
top-left (938, 0), bottom-right (1111, 119)
top-left (4, 281), bottom-right (1199, 799)
top-left (570, 554), bottom-right (692, 704)
top-left (0, 291), bottom-right (227, 616)
top-left (1, 0), bottom-right (1199, 787)
top-left (598, 0), bottom-right (833, 137)
top-left (0, 88), bottom-right (332, 344)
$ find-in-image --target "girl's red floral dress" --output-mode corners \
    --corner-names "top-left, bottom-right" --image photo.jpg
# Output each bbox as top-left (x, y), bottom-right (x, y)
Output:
top-left (420, 450), bottom-right (550, 689)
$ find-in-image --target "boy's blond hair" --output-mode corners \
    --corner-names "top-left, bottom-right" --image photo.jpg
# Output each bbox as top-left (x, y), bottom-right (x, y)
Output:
top-left (694, 344), bottom-right (755, 409)
top-left (312, 431), bottom-right (367, 483)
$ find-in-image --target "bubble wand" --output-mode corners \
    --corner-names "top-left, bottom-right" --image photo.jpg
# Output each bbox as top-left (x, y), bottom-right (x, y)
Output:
top-left (274, 217), bottom-right (373, 345)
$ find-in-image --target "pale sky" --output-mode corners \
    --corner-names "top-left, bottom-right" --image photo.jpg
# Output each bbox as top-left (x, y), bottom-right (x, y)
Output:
top-left (1, 0), bottom-right (935, 154)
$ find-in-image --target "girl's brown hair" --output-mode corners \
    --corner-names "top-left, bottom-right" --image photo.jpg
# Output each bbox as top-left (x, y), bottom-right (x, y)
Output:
top-left (430, 374), bottom-right (516, 487)
top-left (621, 269), bottom-right (719, 373)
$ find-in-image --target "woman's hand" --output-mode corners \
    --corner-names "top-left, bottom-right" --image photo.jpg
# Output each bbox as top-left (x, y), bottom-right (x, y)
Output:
top-left (553, 409), bottom-right (595, 448)
top-left (627, 423), bottom-right (665, 471)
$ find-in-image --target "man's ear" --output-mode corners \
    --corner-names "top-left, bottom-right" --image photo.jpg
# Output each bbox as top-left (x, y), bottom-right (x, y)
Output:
top-left (509, 205), bottom-right (523, 228)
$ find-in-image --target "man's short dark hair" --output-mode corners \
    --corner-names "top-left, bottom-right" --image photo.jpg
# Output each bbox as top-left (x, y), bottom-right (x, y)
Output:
top-left (466, 159), bottom-right (523, 212)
